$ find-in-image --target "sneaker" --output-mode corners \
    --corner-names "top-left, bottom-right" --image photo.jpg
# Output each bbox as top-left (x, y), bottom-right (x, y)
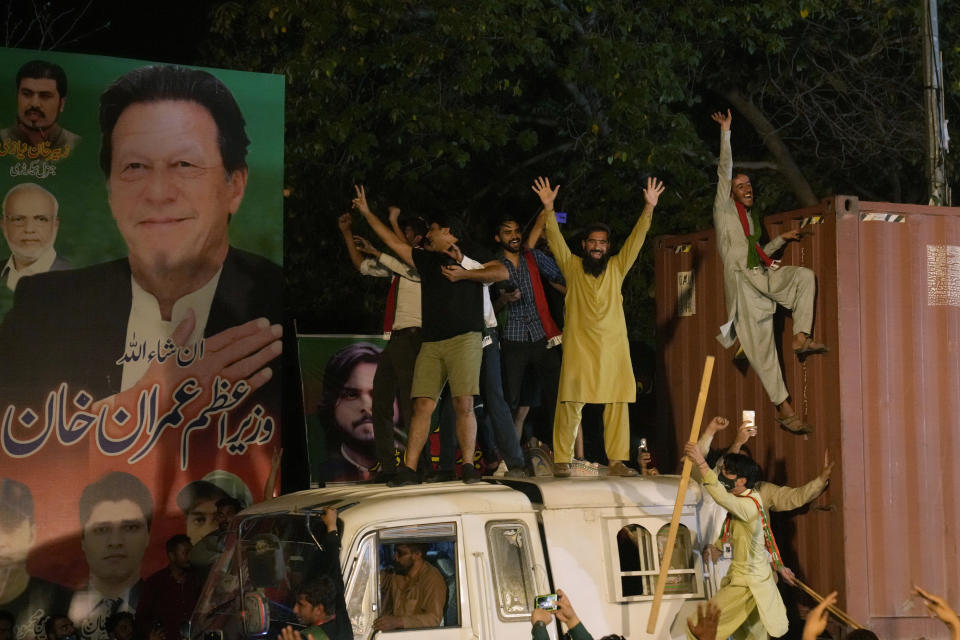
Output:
top-left (423, 468), bottom-right (456, 483)
top-left (553, 462), bottom-right (571, 478)
top-left (461, 464), bottom-right (483, 484)
top-left (371, 468), bottom-right (396, 484)
top-left (386, 466), bottom-right (420, 487)
top-left (607, 461), bottom-right (639, 477)
top-left (504, 467), bottom-right (530, 479)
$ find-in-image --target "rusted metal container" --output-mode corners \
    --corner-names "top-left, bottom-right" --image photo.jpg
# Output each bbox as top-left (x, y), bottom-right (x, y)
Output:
top-left (654, 195), bottom-right (960, 638)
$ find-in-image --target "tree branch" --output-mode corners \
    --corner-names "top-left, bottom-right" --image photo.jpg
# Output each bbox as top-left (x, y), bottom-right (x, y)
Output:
top-left (723, 88), bottom-right (819, 206)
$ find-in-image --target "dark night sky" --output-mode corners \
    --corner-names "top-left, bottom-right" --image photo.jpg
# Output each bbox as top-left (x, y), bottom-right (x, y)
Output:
top-left (10, 0), bottom-right (222, 65)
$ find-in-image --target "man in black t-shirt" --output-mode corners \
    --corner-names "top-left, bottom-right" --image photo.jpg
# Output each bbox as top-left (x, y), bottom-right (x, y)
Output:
top-left (351, 186), bottom-right (508, 485)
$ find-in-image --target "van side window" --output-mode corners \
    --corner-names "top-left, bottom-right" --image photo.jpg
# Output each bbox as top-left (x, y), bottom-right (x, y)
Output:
top-left (656, 524), bottom-right (695, 594)
top-left (613, 522), bottom-right (702, 600)
top-left (616, 524), bottom-right (655, 596)
top-left (486, 522), bottom-right (536, 619)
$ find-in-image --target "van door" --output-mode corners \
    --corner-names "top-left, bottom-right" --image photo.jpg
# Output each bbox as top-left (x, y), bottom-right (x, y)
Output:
top-left (461, 514), bottom-right (556, 640)
top-left (342, 520), bottom-right (476, 640)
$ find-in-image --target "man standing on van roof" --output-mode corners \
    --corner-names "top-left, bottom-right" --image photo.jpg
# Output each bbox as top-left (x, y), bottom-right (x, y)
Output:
top-left (711, 109), bottom-right (827, 435)
top-left (684, 442), bottom-right (791, 640)
top-left (531, 176), bottom-right (664, 478)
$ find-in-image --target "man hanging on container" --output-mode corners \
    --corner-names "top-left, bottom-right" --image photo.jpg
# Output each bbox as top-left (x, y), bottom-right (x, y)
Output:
top-left (711, 109), bottom-right (827, 435)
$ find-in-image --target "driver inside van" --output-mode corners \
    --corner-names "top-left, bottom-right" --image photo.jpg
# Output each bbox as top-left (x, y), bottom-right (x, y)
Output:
top-left (373, 543), bottom-right (446, 631)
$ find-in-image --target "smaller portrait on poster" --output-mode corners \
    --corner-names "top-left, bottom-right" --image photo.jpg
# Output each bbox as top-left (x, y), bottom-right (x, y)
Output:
top-left (1, 183), bottom-right (72, 293)
top-left (0, 478), bottom-right (72, 640)
top-left (0, 60), bottom-right (80, 164)
top-left (67, 472), bottom-right (152, 640)
top-left (175, 470), bottom-right (252, 545)
top-left (299, 336), bottom-right (407, 484)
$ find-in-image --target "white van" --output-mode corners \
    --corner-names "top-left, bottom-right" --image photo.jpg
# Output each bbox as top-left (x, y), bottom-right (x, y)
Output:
top-left (188, 476), bottom-right (713, 640)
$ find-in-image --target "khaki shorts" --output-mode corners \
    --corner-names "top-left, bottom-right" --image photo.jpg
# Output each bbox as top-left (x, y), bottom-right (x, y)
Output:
top-left (410, 331), bottom-right (482, 400)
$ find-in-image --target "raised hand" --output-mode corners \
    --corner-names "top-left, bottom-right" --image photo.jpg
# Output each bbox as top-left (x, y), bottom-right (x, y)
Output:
top-left (531, 176), bottom-right (560, 210)
top-left (554, 589), bottom-right (580, 628)
top-left (643, 176), bottom-right (666, 208)
top-left (352, 184), bottom-right (372, 216)
top-left (711, 109), bottom-right (732, 131)
top-left (703, 544), bottom-right (722, 563)
top-left (684, 441), bottom-right (707, 467)
top-left (802, 591), bottom-right (838, 640)
top-left (530, 607), bottom-right (552, 626)
top-left (687, 601), bottom-right (721, 640)
top-left (820, 449), bottom-right (835, 482)
top-left (706, 416), bottom-right (730, 433)
top-left (337, 212), bottom-right (352, 233)
top-left (388, 206), bottom-right (402, 221)
top-left (353, 235), bottom-right (377, 255)
top-left (322, 506), bottom-right (338, 533)
top-left (734, 420), bottom-right (756, 445)
top-left (914, 585), bottom-right (960, 631)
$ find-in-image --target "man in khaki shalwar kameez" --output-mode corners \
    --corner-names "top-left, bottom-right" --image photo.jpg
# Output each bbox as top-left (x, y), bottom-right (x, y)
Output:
top-left (685, 442), bottom-right (793, 640)
top-left (710, 110), bottom-right (827, 434)
top-left (531, 176), bottom-right (664, 478)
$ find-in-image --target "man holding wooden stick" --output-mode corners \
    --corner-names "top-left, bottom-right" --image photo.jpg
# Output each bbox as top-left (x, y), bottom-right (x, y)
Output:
top-left (684, 442), bottom-right (793, 639)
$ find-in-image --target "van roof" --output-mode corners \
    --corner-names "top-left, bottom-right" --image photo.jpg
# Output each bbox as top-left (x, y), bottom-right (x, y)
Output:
top-left (241, 475), bottom-right (702, 519)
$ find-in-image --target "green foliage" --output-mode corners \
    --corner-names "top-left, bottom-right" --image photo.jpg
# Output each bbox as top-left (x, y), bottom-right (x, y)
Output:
top-left (202, 0), bottom-right (960, 344)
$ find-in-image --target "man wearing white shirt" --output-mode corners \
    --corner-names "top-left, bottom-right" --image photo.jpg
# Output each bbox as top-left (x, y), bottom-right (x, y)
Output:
top-left (338, 211), bottom-right (426, 482)
top-left (0, 183), bottom-right (71, 292)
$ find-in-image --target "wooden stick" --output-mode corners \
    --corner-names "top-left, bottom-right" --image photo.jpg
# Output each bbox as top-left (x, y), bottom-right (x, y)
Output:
top-left (646, 355), bottom-right (715, 634)
top-left (794, 579), bottom-right (863, 630)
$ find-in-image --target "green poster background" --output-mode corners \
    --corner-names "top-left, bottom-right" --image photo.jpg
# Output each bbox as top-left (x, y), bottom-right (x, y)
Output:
top-left (0, 47), bottom-right (285, 605)
top-left (0, 47), bottom-right (283, 319)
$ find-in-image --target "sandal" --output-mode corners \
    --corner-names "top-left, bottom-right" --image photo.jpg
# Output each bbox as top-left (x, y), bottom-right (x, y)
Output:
top-left (777, 414), bottom-right (813, 435)
top-left (794, 336), bottom-right (829, 360)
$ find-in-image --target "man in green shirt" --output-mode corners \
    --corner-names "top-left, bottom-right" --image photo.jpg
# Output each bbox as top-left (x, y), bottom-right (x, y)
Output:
top-left (278, 578), bottom-right (337, 640)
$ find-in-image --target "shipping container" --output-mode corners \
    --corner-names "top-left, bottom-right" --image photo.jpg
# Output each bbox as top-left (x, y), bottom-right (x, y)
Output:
top-left (654, 196), bottom-right (960, 638)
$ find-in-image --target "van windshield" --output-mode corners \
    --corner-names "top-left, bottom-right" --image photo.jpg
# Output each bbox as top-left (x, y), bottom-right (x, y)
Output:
top-left (191, 513), bottom-right (344, 640)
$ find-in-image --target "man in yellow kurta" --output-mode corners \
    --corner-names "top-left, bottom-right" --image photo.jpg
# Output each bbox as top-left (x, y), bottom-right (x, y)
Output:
top-left (531, 176), bottom-right (664, 478)
top-left (684, 442), bottom-right (792, 640)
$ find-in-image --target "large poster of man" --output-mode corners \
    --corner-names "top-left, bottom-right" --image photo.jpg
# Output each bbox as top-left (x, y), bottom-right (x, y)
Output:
top-left (0, 47), bottom-right (283, 640)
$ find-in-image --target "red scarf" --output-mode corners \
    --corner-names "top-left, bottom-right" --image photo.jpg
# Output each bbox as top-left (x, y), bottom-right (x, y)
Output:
top-left (735, 201), bottom-right (773, 268)
top-left (719, 490), bottom-right (785, 570)
top-left (382, 276), bottom-right (399, 337)
top-left (523, 249), bottom-right (562, 343)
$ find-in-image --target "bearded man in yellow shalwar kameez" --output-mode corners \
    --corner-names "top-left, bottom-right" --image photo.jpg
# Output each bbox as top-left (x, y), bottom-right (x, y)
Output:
top-left (531, 176), bottom-right (664, 478)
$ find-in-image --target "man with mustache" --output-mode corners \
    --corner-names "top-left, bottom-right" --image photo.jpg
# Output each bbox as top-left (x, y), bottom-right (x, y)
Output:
top-left (493, 215), bottom-right (565, 449)
top-left (1, 183), bottom-right (72, 292)
top-left (317, 342), bottom-right (383, 482)
top-left (0, 60), bottom-right (80, 153)
top-left (711, 110), bottom-right (826, 434)
top-left (531, 176), bottom-right (664, 477)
